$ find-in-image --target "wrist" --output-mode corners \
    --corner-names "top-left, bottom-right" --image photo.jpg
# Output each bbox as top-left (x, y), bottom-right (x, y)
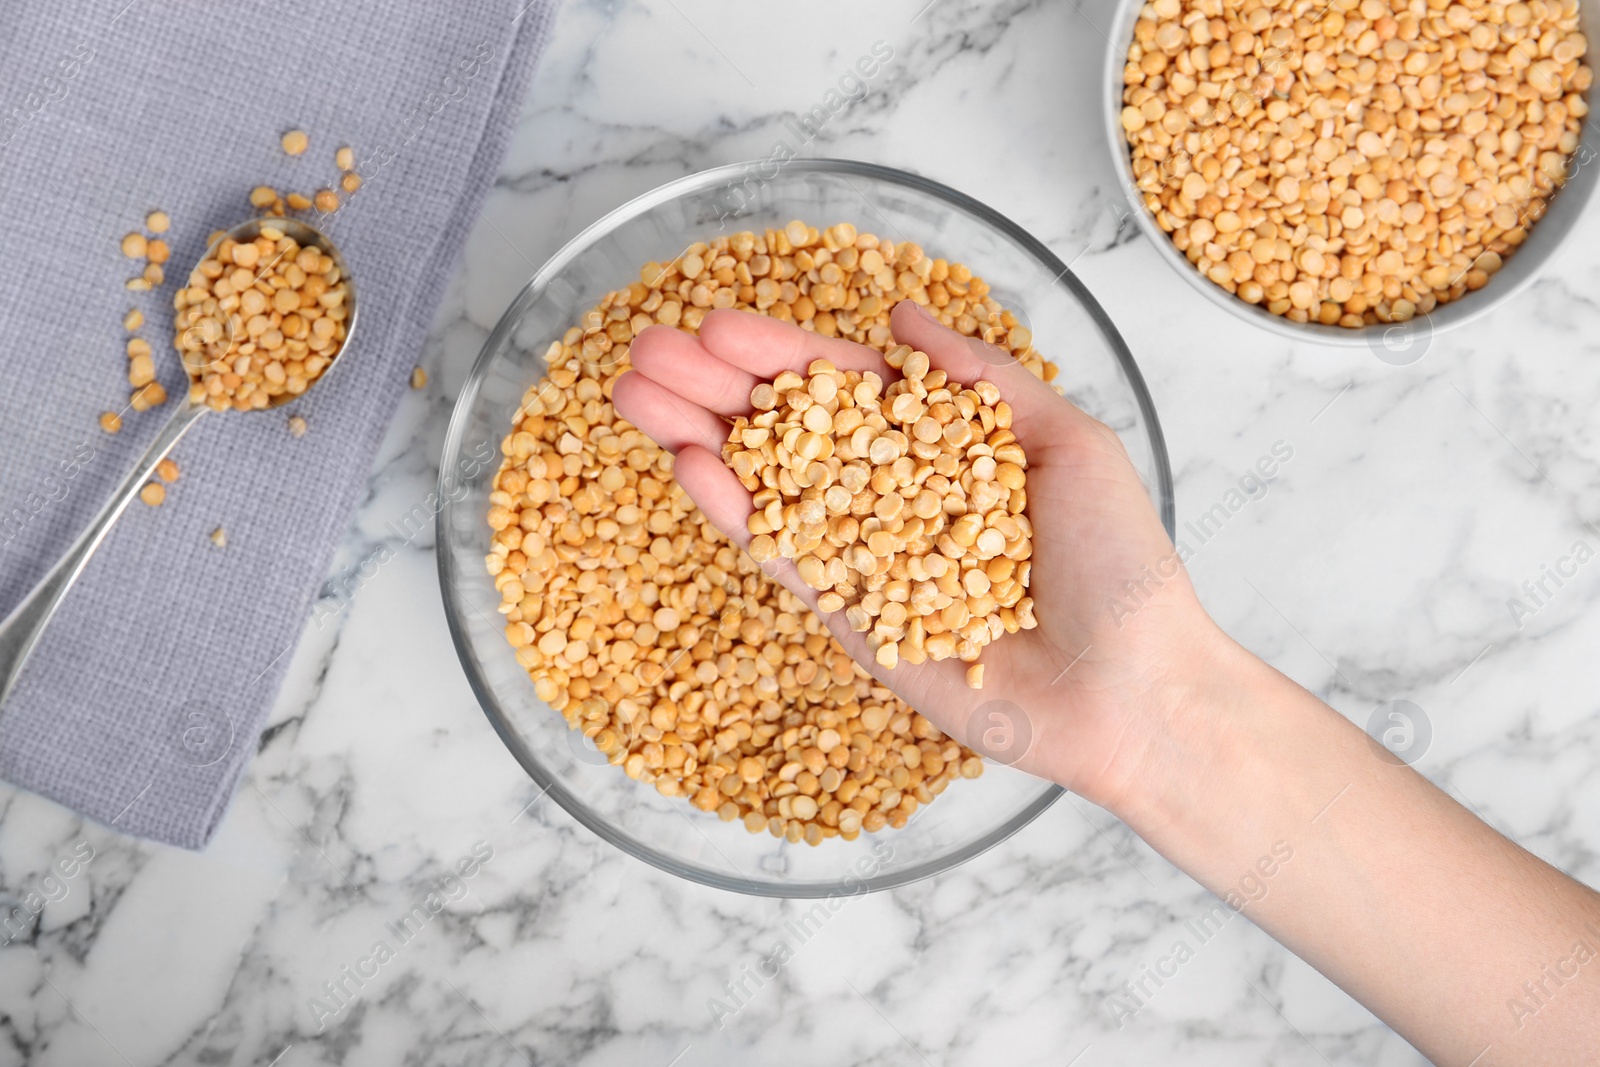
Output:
top-left (1096, 622), bottom-right (1312, 835)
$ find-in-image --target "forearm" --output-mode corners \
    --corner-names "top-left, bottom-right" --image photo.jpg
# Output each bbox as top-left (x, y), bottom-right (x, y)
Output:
top-left (1111, 629), bottom-right (1600, 1065)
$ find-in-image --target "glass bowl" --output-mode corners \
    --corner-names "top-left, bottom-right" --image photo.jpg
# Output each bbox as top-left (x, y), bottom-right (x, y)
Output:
top-left (1100, 0), bottom-right (1599, 350)
top-left (436, 160), bottom-right (1175, 897)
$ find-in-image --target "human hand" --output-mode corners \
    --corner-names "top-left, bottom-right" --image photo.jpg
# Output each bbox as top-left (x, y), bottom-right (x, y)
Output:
top-left (612, 300), bottom-right (1224, 811)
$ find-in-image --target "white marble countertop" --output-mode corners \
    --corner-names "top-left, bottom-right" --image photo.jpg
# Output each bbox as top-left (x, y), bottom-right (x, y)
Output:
top-left (6, 0), bottom-right (1600, 1064)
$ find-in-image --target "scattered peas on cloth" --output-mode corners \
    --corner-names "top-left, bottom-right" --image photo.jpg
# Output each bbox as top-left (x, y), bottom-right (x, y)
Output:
top-left (0, 0), bottom-right (561, 848)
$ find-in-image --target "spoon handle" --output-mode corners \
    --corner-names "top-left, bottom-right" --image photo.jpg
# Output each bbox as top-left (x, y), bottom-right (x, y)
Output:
top-left (0, 400), bottom-right (209, 711)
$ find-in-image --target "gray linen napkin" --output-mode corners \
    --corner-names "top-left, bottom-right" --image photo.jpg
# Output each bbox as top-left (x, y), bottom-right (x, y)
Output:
top-left (0, 0), bottom-right (561, 848)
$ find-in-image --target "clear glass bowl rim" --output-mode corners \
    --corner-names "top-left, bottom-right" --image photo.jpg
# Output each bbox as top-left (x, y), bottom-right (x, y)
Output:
top-left (435, 158), bottom-right (1176, 896)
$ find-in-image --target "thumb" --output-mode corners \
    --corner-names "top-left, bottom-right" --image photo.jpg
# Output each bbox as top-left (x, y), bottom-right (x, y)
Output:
top-left (888, 299), bottom-right (1129, 460)
top-left (887, 302), bottom-right (1059, 415)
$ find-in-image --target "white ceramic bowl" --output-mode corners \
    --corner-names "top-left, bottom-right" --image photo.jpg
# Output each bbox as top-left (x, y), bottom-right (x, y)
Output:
top-left (1102, 0), bottom-right (1599, 352)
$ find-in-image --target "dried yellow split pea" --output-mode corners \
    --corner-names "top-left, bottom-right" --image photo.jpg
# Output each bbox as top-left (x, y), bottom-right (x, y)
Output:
top-left (173, 226), bottom-right (349, 412)
top-left (130, 382), bottom-right (166, 410)
top-left (727, 351), bottom-right (1036, 682)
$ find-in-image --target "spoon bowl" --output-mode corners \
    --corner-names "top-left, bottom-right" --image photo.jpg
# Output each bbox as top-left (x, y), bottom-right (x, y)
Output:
top-left (0, 215), bottom-right (357, 710)
top-left (177, 216), bottom-right (358, 409)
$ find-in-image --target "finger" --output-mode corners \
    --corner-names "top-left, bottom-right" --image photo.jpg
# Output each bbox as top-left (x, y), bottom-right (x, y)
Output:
top-left (629, 324), bottom-right (760, 418)
top-left (890, 300), bottom-right (1136, 468)
top-left (611, 370), bottom-right (729, 456)
top-left (888, 300), bottom-right (1083, 440)
top-left (674, 443), bottom-right (973, 713)
top-left (669, 445), bottom-right (758, 548)
top-left (671, 445), bottom-right (830, 616)
top-left (698, 308), bottom-right (896, 380)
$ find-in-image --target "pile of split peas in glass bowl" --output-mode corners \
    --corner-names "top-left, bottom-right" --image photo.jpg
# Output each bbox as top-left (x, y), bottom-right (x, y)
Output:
top-left (438, 161), bottom-right (1175, 896)
top-left (1104, 0), bottom-right (1597, 343)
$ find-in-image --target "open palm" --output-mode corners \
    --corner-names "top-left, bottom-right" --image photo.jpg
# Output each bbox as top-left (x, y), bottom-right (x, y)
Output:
top-left (612, 300), bottom-right (1214, 809)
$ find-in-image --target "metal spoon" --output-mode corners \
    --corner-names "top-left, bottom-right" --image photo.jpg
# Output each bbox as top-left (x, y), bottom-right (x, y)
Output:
top-left (0, 217), bottom-right (358, 709)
